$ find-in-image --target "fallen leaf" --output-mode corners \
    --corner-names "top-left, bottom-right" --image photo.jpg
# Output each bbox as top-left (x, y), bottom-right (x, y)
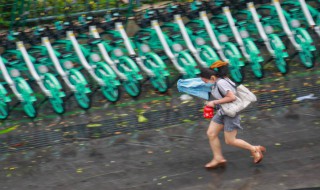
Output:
top-left (86, 124), bottom-right (102, 128)
top-left (138, 115), bottom-right (148, 123)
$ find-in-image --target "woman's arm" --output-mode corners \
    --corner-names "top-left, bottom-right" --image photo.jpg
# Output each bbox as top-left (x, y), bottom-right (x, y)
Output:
top-left (206, 90), bottom-right (236, 107)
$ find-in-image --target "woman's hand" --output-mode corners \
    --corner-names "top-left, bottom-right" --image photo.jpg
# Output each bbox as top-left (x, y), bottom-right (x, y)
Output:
top-left (206, 91), bottom-right (236, 107)
top-left (206, 100), bottom-right (219, 107)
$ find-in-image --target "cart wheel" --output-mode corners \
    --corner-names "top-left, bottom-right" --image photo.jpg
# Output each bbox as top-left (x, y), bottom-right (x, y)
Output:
top-left (49, 96), bottom-right (65, 114)
top-left (151, 76), bottom-right (169, 93)
top-left (275, 57), bottom-right (289, 74)
top-left (74, 91), bottom-right (91, 109)
top-left (0, 102), bottom-right (9, 120)
top-left (299, 51), bottom-right (315, 69)
top-left (123, 80), bottom-right (141, 97)
top-left (23, 101), bottom-right (37, 118)
top-left (251, 61), bottom-right (264, 79)
top-left (101, 85), bottom-right (121, 102)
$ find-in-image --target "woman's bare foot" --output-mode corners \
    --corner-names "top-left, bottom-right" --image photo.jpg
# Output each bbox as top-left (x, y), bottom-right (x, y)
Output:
top-left (205, 159), bottom-right (227, 169)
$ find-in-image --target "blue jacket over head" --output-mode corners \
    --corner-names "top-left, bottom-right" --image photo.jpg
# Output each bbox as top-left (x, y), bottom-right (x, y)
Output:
top-left (177, 78), bottom-right (213, 100)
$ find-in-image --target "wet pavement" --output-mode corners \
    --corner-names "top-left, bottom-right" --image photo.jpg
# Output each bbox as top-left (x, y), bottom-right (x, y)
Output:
top-left (0, 100), bottom-right (320, 190)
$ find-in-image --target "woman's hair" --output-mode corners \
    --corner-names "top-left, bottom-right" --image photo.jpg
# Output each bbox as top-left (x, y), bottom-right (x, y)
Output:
top-left (199, 60), bottom-right (229, 79)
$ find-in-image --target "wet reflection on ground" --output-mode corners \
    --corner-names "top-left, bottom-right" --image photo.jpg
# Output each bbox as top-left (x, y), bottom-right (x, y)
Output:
top-left (0, 101), bottom-right (319, 190)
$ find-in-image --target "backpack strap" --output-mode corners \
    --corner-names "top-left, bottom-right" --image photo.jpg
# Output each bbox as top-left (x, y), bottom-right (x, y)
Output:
top-left (216, 84), bottom-right (224, 98)
top-left (223, 78), bottom-right (237, 88)
top-left (216, 78), bottom-right (237, 98)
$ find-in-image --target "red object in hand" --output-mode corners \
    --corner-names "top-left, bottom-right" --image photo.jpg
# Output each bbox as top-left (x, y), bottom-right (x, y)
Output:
top-left (203, 106), bottom-right (214, 119)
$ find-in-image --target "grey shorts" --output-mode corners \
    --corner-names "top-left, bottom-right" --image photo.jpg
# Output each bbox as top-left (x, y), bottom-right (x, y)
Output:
top-left (212, 112), bottom-right (243, 132)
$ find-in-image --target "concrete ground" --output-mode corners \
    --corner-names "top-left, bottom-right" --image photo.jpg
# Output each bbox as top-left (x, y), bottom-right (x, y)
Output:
top-left (0, 101), bottom-right (320, 190)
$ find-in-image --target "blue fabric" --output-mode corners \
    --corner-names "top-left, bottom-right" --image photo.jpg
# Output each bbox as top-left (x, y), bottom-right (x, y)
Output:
top-left (177, 78), bottom-right (213, 100)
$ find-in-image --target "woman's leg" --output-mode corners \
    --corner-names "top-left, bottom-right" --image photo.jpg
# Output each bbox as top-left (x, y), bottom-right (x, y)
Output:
top-left (224, 130), bottom-right (255, 151)
top-left (224, 130), bottom-right (266, 163)
top-left (206, 121), bottom-right (226, 167)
